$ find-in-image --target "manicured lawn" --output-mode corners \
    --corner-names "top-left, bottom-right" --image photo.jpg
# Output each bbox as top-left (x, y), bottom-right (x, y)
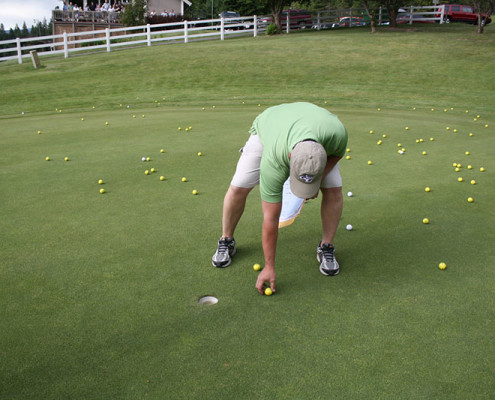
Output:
top-left (1, 24), bottom-right (494, 399)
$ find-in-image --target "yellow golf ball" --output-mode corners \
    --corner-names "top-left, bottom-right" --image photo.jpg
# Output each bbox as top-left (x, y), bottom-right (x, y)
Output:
top-left (45, 156), bottom-right (50, 161)
top-left (467, 197), bottom-right (474, 203)
top-left (197, 152), bottom-right (202, 156)
top-left (425, 187), bottom-right (431, 192)
top-left (64, 157), bottom-right (69, 161)
top-left (145, 170), bottom-right (150, 175)
top-left (422, 218), bottom-right (429, 224)
top-left (150, 168), bottom-right (155, 173)
top-left (253, 263), bottom-right (261, 271)
top-left (480, 167), bottom-right (485, 172)
top-left (346, 155), bottom-right (351, 160)
top-left (160, 149), bottom-right (165, 153)
top-left (99, 188), bottom-right (105, 194)
top-left (159, 176), bottom-right (165, 181)
top-left (264, 288), bottom-right (273, 296)
top-left (181, 177), bottom-right (187, 182)
top-left (367, 160), bottom-right (372, 165)
top-left (465, 151), bottom-right (470, 156)
top-left (470, 180), bottom-right (476, 185)
top-left (192, 189), bottom-right (198, 195)
top-left (369, 130), bottom-right (374, 134)
top-left (457, 177), bottom-right (463, 182)
top-left (98, 179), bottom-right (104, 185)
top-left (439, 262), bottom-right (447, 270)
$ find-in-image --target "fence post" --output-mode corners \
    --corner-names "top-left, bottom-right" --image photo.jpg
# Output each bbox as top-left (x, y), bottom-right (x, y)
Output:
top-left (184, 21), bottom-right (188, 43)
top-left (221, 17), bottom-right (225, 40)
top-left (63, 31), bottom-right (69, 58)
top-left (409, 6), bottom-right (414, 24)
top-left (16, 38), bottom-right (22, 64)
top-left (254, 15), bottom-right (257, 37)
top-left (440, 5), bottom-right (444, 23)
top-left (378, 7), bottom-right (382, 26)
top-left (349, 8), bottom-right (352, 27)
top-left (317, 11), bottom-right (321, 30)
top-left (106, 28), bottom-right (111, 52)
top-left (147, 24), bottom-right (151, 46)
top-left (286, 13), bottom-right (290, 34)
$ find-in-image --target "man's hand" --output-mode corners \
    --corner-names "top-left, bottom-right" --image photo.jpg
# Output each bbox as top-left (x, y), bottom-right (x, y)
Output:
top-left (255, 266), bottom-right (276, 295)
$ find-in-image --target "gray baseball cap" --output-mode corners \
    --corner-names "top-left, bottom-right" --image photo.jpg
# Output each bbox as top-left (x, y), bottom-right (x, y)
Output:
top-left (289, 141), bottom-right (327, 199)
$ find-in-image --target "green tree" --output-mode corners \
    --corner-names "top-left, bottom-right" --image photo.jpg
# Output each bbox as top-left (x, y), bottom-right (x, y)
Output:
top-left (362, 0), bottom-right (381, 32)
top-left (21, 22), bottom-right (29, 37)
top-left (222, 0), bottom-right (268, 15)
top-left (467, 0), bottom-right (494, 33)
top-left (0, 23), bottom-right (6, 41)
top-left (121, 0), bottom-right (147, 26)
top-left (379, 0), bottom-right (406, 27)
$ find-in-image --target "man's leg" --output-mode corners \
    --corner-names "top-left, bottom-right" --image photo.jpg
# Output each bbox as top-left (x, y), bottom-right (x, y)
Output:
top-left (317, 186), bottom-right (343, 275)
top-left (212, 134), bottom-right (262, 267)
top-left (222, 185), bottom-right (253, 238)
top-left (317, 160), bottom-right (343, 276)
top-left (320, 186), bottom-right (343, 245)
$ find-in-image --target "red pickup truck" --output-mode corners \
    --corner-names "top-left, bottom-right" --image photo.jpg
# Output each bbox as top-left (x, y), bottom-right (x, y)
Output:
top-left (438, 4), bottom-right (491, 25)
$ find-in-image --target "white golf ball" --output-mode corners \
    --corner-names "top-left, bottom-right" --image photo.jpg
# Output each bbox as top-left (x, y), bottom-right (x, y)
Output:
top-left (346, 224), bottom-right (353, 231)
top-left (141, 157), bottom-right (146, 161)
top-left (347, 191), bottom-right (353, 197)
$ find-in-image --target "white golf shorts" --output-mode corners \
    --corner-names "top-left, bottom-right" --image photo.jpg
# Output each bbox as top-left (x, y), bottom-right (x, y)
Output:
top-left (230, 134), bottom-right (343, 189)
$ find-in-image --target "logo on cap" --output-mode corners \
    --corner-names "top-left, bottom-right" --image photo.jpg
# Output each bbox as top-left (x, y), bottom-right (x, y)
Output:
top-left (299, 174), bottom-right (315, 183)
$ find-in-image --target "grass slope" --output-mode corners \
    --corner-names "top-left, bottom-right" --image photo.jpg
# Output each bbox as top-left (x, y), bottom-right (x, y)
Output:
top-left (1, 24), bottom-right (494, 399)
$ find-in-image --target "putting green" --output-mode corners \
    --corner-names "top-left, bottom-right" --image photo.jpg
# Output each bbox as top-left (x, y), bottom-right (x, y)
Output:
top-left (1, 24), bottom-right (494, 399)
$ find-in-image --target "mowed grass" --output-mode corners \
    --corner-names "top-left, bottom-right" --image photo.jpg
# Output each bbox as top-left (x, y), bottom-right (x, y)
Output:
top-left (1, 24), bottom-right (495, 399)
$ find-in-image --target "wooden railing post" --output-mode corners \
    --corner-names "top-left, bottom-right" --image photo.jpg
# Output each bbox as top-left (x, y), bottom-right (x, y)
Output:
top-left (16, 38), bottom-right (22, 64)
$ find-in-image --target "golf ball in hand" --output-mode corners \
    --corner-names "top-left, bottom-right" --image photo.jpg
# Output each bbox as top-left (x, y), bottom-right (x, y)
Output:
top-left (346, 224), bottom-right (353, 231)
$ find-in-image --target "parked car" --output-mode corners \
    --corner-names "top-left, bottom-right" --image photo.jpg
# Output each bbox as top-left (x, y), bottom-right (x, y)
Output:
top-left (338, 16), bottom-right (367, 27)
top-left (219, 11), bottom-right (252, 30)
top-left (259, 9), bottom-right (313, 30)
top-left (437, 4), bottom-right (491, 25)
top-left (396, 13), bottom-right (435, 24)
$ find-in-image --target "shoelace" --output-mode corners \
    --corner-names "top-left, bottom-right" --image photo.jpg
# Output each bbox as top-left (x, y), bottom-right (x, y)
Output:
top-left (217, 239), bottom-right (231, 255)
top-left (321, 245), bottom-right (335, 262)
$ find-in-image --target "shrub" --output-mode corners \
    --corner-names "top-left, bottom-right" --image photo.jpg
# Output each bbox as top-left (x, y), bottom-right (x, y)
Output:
top-left (266, 23), bottom-right (280, 35)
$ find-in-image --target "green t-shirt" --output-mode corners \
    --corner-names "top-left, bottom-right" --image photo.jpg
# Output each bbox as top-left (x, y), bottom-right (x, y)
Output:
top-left (249, 102), bottom-right (348, 203)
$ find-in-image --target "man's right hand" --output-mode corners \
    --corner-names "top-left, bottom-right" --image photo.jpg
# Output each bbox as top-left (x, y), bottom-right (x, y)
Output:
top-left (255, 266), bottom-right (276, 295)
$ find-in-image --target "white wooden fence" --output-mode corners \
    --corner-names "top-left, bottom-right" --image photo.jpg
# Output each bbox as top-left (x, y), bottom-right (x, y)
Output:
top-left (0, 15), bottom-right (261, 64)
